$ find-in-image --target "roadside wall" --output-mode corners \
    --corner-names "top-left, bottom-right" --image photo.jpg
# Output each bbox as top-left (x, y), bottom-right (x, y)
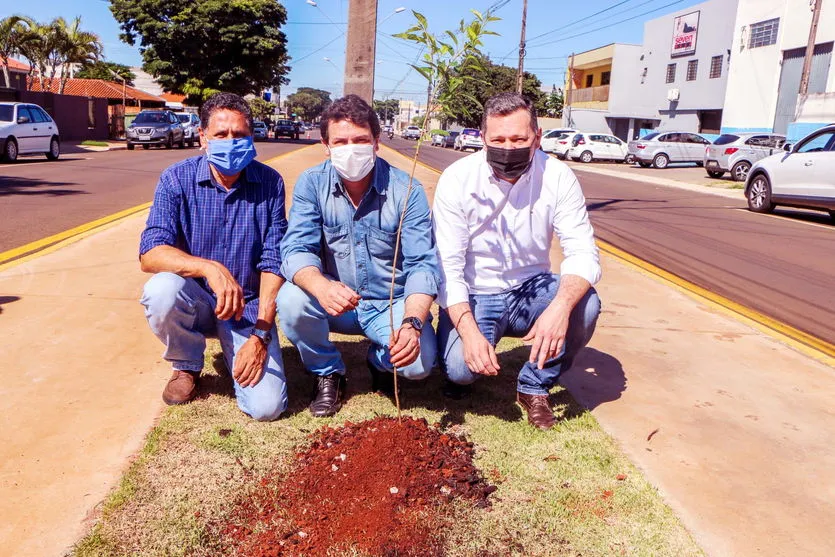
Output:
top-left (18, 91), bottom-right (109, 141)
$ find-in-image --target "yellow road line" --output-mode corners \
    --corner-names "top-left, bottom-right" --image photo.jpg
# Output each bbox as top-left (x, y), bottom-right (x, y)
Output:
top-left (0, 145), bottom-right (312, 271)
top-left (389, 147), bottom-right (835, 366)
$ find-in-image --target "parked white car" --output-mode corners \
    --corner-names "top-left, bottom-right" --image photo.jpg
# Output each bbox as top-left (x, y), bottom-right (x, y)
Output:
top-left (745, 124), bottom-right (835, 221)
top-left (627, 131), bottom-right (710, 168)
top-left (454, 128), bottom-right (483, 151)
top-left (0, 102), bottom-right (61, 162)
top-left (704, 132), bottom-right (785, 181)
top-left (175, 112), bottom-right (201, 148)
top-left (540, 128), bottom-right (577, 156)
top-left (567, 133), bottom-right (628, 163)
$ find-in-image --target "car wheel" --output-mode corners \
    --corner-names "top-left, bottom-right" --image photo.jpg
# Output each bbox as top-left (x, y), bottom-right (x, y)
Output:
top-left (625, 154), bottom-right (635, 164)
top-left (707, 170), bottom-right (724, 178)
top-left (580, 150), bottom-right (593, 163)
top-left (188, 137), bottom-right (195, 148)
top-left (143, 144), bottom-right (150, 150)
top-left (695, 161), bottom-right (704, 167)
top-left (829, 210), bottom-right (835, 223)
top-left (3, 138), bottom-right (18, 162)
top-left (165, 135), bottom-right (173, 149)
top-left (127, 142), bottom-right (135, 151)
top-left (652, 153), bottom-right (669, 169)
top-left (731, 161), bottom-right (751, 182)
top-left (178, 135), bottom-right (186, 148)
top-left (46, 137), bottom-right (60, 160)
top-left (746, 173), bottom-right (775, 213)
top-left (638, 162), bottom-right (651, 168)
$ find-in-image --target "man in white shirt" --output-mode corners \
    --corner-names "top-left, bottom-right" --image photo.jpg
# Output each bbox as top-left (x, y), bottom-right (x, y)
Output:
top-left (434, 92), bottom-right (602, 430)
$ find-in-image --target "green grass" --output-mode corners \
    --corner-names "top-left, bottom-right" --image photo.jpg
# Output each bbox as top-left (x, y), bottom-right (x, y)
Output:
top-left (69, 332), bottom-right (703, 557)
top-left (80, 140), bottom-right (110, 147)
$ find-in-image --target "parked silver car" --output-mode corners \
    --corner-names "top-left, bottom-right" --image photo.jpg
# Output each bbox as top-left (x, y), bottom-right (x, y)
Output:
top-left (704, 133), bottom-right (786, 182)
top-left (745, 124), bottom-right (835, 221)
top-left (253, 121), bottom-right (269, 141)
top-left (175, 112), bottom-right (201, 148)
top-left (627, 131), bottom-right (710, 169)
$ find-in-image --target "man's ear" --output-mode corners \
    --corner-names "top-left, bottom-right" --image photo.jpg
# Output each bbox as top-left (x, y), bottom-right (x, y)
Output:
top-left (373, 138), bottom-right (380, 153)
top-left (321, 138), bottom-right (331, 157)
top-left (198, 127), bottom-right (207, 150)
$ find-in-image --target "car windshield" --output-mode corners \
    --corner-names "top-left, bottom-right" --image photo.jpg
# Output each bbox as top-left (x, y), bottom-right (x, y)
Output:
top-left (254, 122), bottom-right (266, 129)
top-left (462, 129), bottom-right (480, 137)
top-left (0, 105), bottom-right (12, 122)
top-left (278, 120), bottom-right (293, 126)
top-left (134, 112), bottom-right (168, 124)
top-left (641, 132), bottom-right (660, 141)
top-left (177, 114), bottom-right (190, 123)
top-left (713, 134), bottom-right (740, 145)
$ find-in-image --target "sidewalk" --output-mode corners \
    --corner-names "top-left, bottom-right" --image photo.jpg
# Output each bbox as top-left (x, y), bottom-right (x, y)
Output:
top-left (0, 142), bottom-right (832, 556)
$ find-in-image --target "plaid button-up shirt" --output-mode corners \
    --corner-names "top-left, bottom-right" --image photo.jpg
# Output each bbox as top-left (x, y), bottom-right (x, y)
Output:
top-left (140, 155), bottom-right (287, 306)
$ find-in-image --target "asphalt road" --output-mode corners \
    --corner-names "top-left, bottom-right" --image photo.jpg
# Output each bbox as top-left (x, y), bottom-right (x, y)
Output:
top-left (0, 138), bottom-right (315, 253)
top-left (381, 135), bottom-right (835, 344)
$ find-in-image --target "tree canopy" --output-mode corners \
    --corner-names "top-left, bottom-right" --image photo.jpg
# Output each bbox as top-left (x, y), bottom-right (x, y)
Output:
top-left (248, 97), bottom-right (276, 121)
top-left (109, 0), bottom-right (290, 101)
top-left (439, 54), bottom-right (546, 128)
top-left (285, 87), bottom-right (331, 121)
top-left (76, 61), bottom-right (136, 86)
top-left (373, 99), bottom-right (400, 124)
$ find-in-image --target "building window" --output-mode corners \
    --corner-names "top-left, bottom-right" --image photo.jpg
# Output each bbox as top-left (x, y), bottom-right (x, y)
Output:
top-left (601, 71), bottom-right (611, 85)
top-left (686, 59), bottom-right (698, 81)
top-left (709, 55), bottom-right (723, 78)
top-left (666, 63), bottom-right (676, 83)
top-left (749, 18), bottom-right (779, 48)
top-left (585, 74), bottom-right (594, 88)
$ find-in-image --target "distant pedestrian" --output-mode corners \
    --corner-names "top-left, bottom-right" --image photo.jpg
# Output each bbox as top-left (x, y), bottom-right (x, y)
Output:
top-left (138, 92), bottom-right (289, 421)
top-left (434, 92), bottom-right (602, 430)
top-left (278, 94), bottom-right (439, 418)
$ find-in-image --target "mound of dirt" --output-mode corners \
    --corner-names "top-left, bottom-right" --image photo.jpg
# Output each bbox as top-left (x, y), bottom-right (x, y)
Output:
top-left (224, 416), bottom-right (496, 556)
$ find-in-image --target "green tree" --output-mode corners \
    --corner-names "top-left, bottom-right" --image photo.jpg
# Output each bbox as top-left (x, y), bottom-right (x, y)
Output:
top-left (439, 54), bottom-right (546, 128)
top-left (248, 96), bottom-right (276, 121)
top-left (0, 15), bottom-right (32, 88)
top-left (544, 86), bottom-right (564, 119)
top-left (285, 87), bottom-right (331, 121)
top-left (76, 61), bottom-right (136, 85)
top-left (373, 98), bottom-right (400, 124)
top-left (55, 16), bottom-right (103, 94)
top-left (109, 0), bottom-right (290, 101)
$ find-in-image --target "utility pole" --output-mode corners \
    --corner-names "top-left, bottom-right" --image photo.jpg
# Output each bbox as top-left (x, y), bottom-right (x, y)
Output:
top-left (515, 0), bottom-right (528, 93)
top-left (565, 53), bottom-right (574, 127)
top-left (344, 0), bottom-right (378, 103)
top-left (799, 0), bottom-right (823, 96)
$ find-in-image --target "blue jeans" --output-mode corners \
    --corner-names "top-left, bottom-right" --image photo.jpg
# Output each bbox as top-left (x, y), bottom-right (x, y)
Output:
top-left (140, 272), bottom-right (288, 421)
top-left (277, 282), bottom-right (436, 379)
top-left (437, 273), bottom-right (601, 396)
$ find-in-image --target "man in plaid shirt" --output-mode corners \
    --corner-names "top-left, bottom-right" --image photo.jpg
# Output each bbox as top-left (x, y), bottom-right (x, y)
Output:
top-left (138, 93), bottom-right (288, 421)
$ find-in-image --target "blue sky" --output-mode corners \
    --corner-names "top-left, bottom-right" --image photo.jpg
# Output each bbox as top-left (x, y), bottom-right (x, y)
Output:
top-left (3, 0), bottom-right (707, 102)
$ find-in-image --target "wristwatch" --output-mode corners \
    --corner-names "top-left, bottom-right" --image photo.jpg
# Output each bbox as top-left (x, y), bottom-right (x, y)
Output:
top-left (401, 316), bottom-right (423, 331)
top-left (250, 326), bottom-right (272, 346)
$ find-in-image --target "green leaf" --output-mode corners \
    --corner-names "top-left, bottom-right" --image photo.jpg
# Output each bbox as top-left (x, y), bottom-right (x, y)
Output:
top-left (413, 11), bottom-right (428, 29)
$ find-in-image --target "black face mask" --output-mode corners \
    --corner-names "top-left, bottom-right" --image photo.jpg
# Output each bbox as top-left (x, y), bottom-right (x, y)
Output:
top-left (485, 145), bottom-right (533, 180)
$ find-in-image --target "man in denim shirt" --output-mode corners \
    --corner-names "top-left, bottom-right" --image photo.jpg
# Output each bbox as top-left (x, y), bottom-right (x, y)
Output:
top-left (278, 95), bottom-right (439, 417)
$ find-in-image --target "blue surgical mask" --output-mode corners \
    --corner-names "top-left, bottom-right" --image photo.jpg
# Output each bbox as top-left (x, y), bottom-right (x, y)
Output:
top-left (206, 137), bottom-right (256, 175)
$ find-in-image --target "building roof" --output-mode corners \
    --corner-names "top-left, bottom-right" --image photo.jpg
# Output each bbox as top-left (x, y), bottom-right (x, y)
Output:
top-left (29, 77), bottom-right (165, 103)
top-left (5, 58), bottom-right (30, 72)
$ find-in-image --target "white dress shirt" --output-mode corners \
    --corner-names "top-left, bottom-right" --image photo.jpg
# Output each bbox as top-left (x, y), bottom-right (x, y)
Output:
top-left (433, 149), bottom-right (601, 308)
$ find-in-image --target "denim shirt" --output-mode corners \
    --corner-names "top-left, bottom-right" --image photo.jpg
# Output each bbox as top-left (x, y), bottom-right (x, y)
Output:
top-left (280, 157), bottom-right (439, 302)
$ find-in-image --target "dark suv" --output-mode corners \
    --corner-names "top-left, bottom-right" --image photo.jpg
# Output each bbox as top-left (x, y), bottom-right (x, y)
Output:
top-left (274, 119), bottom-right (299, 140)
top-left (127, 110), bottom-right (186, 150)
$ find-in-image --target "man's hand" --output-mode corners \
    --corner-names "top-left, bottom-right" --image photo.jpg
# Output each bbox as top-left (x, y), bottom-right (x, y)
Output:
top-left (204, 261), bottom-right (245, 320)
top-left (233, 336), bottom-right (268, 387)
top-left (523, 303), bottom-right (570, 370)
top-left (389, 325), bottom-right (421, 368)
top-left (461, 329), bottom-right (500, 376)
top-left (317, 280), bottom-right (361, 316)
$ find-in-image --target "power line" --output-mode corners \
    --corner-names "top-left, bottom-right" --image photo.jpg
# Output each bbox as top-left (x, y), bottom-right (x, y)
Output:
top-left (525, 0), bottom-right (634, 44)
top-left (292, 33), bottom-right (345, 64)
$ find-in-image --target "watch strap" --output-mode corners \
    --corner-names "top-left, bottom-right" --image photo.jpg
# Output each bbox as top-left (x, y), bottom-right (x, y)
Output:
top-left (401, 316), bottom-right (423, 331)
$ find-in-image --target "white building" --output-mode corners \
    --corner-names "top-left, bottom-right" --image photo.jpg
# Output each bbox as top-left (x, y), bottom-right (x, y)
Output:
top-left (722, 0), bottom-right (835, 141)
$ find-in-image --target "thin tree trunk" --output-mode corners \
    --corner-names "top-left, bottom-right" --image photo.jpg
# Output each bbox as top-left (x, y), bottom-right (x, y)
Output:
top-left (1, 63), bottom-right (10, 89)
top-left (58, 64), bottom-right (67, 94)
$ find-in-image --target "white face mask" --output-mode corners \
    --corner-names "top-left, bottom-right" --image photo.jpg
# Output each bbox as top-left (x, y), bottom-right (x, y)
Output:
top-left (329, 143), bottom-right (376, 182)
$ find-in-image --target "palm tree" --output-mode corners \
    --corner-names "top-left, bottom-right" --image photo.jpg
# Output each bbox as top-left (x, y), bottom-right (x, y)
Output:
top-left (55, 16), bottom-right (102, 94)
top-left (0, 15), bottom-right (32, 88)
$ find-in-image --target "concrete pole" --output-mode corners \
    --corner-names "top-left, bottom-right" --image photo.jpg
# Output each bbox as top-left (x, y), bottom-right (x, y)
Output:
top-left (798, 0), bottom-right (823, 96)
top-left (344, 0), bottom-right (378, 103)
top-left (515, 0), bottom-right (528, 94)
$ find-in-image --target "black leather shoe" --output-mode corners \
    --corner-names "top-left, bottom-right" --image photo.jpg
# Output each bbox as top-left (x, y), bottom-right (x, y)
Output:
top-left (309, 374), bottom-right (346, 417)
top-left (443, 379), bottom-right (471, 400)
top-left (367, 360), bottom-right (396, 396)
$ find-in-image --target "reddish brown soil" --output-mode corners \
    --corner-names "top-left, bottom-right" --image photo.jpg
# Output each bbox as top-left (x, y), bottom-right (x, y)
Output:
top-left (223, 416), bottom-right (495, 556)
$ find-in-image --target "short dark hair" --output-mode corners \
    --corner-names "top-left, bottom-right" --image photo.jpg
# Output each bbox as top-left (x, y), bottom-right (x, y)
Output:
top-left (481, 92), bottom-right (538, 134)
top-left (319, 94), bottom-right (380, 142)
top-left (200, 92), bottom-right (253, 133)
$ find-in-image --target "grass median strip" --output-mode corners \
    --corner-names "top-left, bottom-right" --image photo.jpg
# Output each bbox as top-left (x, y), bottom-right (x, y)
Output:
top-left (71, 330), bottom-right (701, 556)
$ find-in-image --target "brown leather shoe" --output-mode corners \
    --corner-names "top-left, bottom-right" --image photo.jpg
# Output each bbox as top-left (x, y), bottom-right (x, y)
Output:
top-left (162, 370), bottom-right (198, 405)
top-left (517, 392), bottom-right (557, 430)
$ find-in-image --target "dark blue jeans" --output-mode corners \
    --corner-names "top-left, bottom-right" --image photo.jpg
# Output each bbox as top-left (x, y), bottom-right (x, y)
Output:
top-left (437, 273), bottom-right (601, 396)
